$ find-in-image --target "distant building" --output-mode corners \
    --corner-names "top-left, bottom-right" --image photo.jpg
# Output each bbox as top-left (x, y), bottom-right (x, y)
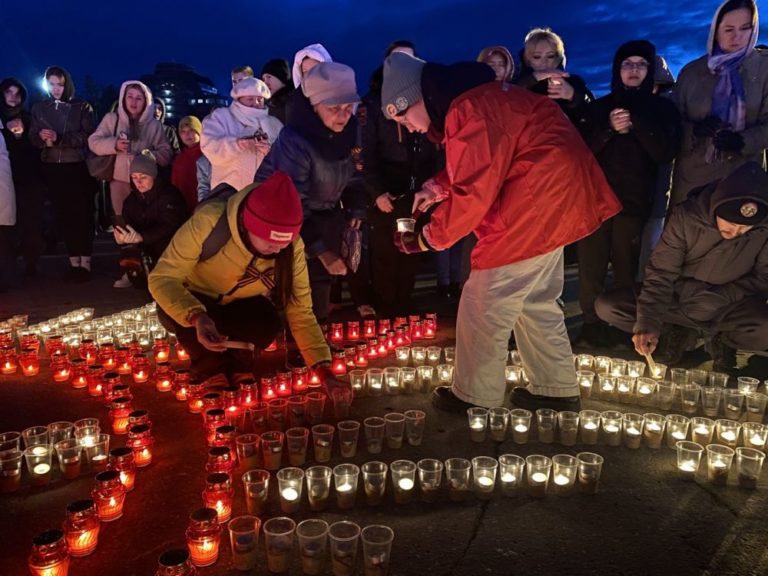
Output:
top-left (140, 63), bottom-right (228, 124)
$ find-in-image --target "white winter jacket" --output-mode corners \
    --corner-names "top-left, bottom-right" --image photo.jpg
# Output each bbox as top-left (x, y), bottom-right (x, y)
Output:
top-left (0, 122), bottom-right (16, 226)
top-left (201, 105), bottom-right (282, 191)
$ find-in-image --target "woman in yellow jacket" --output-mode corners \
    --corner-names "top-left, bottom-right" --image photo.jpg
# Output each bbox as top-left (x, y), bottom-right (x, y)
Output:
top-left (148, 171), bottom-right (334, 382)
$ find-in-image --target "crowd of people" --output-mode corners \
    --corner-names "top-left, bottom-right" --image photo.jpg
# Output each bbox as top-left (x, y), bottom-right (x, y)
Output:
top-left (2, 0), bottom-right (768, 409)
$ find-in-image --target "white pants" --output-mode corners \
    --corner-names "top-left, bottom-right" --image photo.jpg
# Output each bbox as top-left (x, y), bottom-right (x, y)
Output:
top-left (452, 248), bottom-right (577, 407)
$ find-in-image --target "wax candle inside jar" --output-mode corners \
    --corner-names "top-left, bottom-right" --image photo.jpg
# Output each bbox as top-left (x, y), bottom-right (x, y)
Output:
top-left (91, 471), bottom-right (127, 522)
top-left (63, 499), bottom-right (101, 557)
top-left (186, 508), bottom-right (222, 567)
top-left (27, 530), bottom-right (71, 576)
top-left (20, 349), bottom-right (40, 376)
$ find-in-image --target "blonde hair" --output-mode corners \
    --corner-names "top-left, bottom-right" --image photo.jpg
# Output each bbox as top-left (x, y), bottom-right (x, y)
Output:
top-left (523, 28), bottom-right (566, 68)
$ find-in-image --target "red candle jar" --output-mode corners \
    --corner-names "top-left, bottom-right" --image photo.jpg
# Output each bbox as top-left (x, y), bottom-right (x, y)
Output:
top-left (156, 549), bottom-right (197, 576)
top-left (186, 508), bottom-right (222, 567)
top-left (128, 409), bottom-right (151, 429)
top-left (107, 447), bottom-right (136, 492)
top-left (275, 372), bottom-right (291, 398)
top-left (45, 334), bottom-right (67, 357)
top-left (63, 499), bottom-right (100, 557)
top-left (0, 327), bottom-right (12, 348)
top-left (175, 342), bottom-right (189, 362)
top-left (212, 425), bottom-right (237, 458)
top-left (205, 446), bottom-right (235, 475)
top-left (260, 376), bottom-right (277, 402)
top-left (378, 318), bottom-right (391, 335)
top-left (174, 370), bottom-right (191, 401)
top-left (155, 362), bottom-right (174, 393)
top-left (187, 382), bottom-right (206, 414)
top-left (126, 424), bottom-right (154, 467)
top-left (204, 409), bottom-right (227, 445)
top-left (127, 339), bottom-right (143, 358)
top-left (425, 312), bottom-right (438, 331)
top-left (332, 350), bottom-right (347, 376)
top-left (97, 342), bottom-right (116, 371)
top-left (385, 330), bottom-right (396, 351)
top-left (115, 346), bottom-right (132, 375)
top-left (395, 327), bottom-right (410, 346)
top-left (330, 322), bottom-right (344, 343)
top-left (67, 358), bottom-right (87, 389)
top-left (91, 470), bottom-right (127, 522)
top-left (201, 393), bottom-right (223, 423)
top-left (291, 367), bottom-right (308, 393)
top-left (377, 338), bottom-right (389, 357)
top-left (152, 336), bottom-right (171, 362)
top-left (105, 383), bottom-right (132, 408)
top-left (394, 316), bottom-right (408, 329)
top-left (101, 372), bottom-right (121, 403)
top-left (20, 348), bottom-right (40, 376)
top-left (20, 332), bottom-right (40, 352)
top-left (410, 320), bottom-right (424, 341)
top-left (363, 319), bottom-right (376, 338)
top-left (79, 338), bottom-right (98, 365)
top-left (221, 386), bottom-right (242, 427)
top-left (202, 473), bottom-right (233, 523)
top-left (308, 369), bottom-right (323, 390)
top-left (344, 346), bottom-right (356, 367)
top-left (109, 396), bottom-right (134, 435)
top-left (86, 365), bottom-right (105, 397)
top-left (355, 343), bottom-right (369, 367)
top-left (51, 353), bottom-right (72, 383)
top-left (367, 338), bottom-right (379, 359)
top-left (28, 529), bottom-right (70, 576)
top-left (347, 321), bottom-right (360, 341)
top-left (0, 345), bottom-right (18, 375)
top-left (238, 379), bottom-right (258, 408)
top-left (131, 353), bottom-right (150, 384)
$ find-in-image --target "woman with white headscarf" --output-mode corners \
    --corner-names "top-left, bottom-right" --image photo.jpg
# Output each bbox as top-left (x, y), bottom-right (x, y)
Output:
top-left (671, 0), bottom-right (768, 205)
top-left (201, 77), bottom-right (283, 191)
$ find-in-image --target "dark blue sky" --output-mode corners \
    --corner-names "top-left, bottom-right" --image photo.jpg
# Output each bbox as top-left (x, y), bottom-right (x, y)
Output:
top-left (1, 0), bottom-right (766, 101)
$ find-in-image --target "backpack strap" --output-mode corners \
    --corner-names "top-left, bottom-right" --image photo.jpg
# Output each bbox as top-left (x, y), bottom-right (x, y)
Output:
top-left (199, 209), bottom-right (231, 263)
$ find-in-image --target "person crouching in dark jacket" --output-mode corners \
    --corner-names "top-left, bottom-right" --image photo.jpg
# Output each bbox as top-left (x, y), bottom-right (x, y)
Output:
top-left (114, 150), bottom-right (188, 288)
top-left (596, 162), bottom-right (768, 374)
top-left (576, 40), bottom-right (681, 347)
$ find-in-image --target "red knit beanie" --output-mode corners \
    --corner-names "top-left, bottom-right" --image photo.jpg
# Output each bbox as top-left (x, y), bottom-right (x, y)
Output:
top-left (242, 172), bottom-right (303, 243)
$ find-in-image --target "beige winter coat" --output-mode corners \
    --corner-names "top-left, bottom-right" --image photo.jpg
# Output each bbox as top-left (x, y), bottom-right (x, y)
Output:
top-left (88, 80), bottom-right (172, 183)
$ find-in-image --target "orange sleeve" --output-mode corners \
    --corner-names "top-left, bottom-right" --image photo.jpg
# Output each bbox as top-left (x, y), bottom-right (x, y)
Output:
top-left (424, 102), bottom-right (508, 250)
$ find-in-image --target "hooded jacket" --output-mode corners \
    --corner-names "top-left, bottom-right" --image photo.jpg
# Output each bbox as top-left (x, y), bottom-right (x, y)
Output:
top-left (292, 43), bottom-right (333, 88)
top-left (671, 1), bottom-right (768, 205)
top-left (0, 78), bottom-right (45, 190)
top-left (200, 99), bottom-right (283, 191)
top-left (0, 124), bottom-right (15, 226)
top-left (580, 41), bottom-right (682, 218)
top-left (477, 46), bottom-right (515, 82)
top-left (416, 62), bottom-right (621, 269)
top-left (29, 67), bottom-right (95, 164)
top-left (88, 81), bottom-right (173, 183)
top-left (636, 162), bottom-right (768, 333)
top-left (171, 142), bottom-right (203, 211)
top-left (154, 98), bottom-right (180, 154)
top-left (255, 92), bottom-right (364, 259)
top-left (148, 184), bottom-right (331, 367)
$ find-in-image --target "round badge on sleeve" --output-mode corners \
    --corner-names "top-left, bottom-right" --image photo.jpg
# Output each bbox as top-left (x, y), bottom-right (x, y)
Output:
top-left (740, 202), bottom-right (759, 218)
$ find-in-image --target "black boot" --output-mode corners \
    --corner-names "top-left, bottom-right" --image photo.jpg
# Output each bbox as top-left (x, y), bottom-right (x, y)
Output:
top-left (709, 334), bottom-right (738, 375)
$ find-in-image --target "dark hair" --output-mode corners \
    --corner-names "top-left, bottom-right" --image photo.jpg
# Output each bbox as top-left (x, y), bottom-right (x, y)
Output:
top-left (231, 66), bottom-right (255, 78)
top-left (274, 243), bottom-right (295, 307)
top-left (385, 40), bottom-right (416, 58)
top-left (45, 66), bottom-right (67, 81)
top-left (716, 0), bottom-right (756, 29)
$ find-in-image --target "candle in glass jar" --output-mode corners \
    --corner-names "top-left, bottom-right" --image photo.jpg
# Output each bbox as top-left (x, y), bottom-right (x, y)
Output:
top-left (63, 499), bottom-right (101, 557)
top-left (20, 349), bottom-right (40, 376)
top-left (186, 508), bottom-right (222, 567)
top-left (397, 478), bottom-right (414, 491)
top-left (91, 471), bottom-right (127, 522)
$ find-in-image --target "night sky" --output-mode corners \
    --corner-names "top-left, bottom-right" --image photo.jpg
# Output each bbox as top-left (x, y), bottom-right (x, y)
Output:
top-left (1, 0), bottom-right (767, 103)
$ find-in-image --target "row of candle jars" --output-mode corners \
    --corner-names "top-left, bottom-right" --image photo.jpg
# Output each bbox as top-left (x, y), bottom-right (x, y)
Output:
top-left (328, 314), bottom-right (437, 344)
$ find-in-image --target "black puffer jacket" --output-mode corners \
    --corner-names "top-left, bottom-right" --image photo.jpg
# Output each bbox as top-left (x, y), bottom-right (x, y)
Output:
top-left (579, 41), bottom-right (681, 218)
top-left (28, 67), bottom-right (96, 164)
top-left (0, 78), bottom-right (45, 190)
top-left (360, 69), bottom-right (442, 216)
top-left (255, 91), bottom-right (365, 258)
top-left (636, 162), bottom-right (768, 333)
top-left (122, 179), bottom-right (188, 261)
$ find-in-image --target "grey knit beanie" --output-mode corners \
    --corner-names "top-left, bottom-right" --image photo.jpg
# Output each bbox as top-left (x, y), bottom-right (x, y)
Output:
top-left (130, 149), bottom-right (158, 178)
top-left (302, 62), bottom-right (359, 106)
top-left (381, 52), bottom-right (426, 119)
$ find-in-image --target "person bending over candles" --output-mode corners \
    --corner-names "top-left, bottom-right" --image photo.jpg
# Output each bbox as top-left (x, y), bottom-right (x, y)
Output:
top-left (149, 171), bottom-right (342, 391)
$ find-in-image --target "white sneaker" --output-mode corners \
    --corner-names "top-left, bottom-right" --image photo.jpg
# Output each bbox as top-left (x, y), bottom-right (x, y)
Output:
top-left (113, 274), bottom-right (132, 288)
top-left (357, 304), bottom-right (377, 318)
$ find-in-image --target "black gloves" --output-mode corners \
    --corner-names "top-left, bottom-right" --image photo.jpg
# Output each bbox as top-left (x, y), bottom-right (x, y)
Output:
top-left (713, 130), bottom-right (745, 152)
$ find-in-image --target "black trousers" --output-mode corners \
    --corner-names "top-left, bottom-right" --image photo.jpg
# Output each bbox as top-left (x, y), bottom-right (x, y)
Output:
top-left (596, 287), bottom-right (768, 351)
top-left (577, 214), bottom-right (645, 323)
top-left (157, 293), bottom-right (282, 380)
top-left (369, 210), bottom-right (419, 318)
top-left (41, 162), bottom-right (96, 257)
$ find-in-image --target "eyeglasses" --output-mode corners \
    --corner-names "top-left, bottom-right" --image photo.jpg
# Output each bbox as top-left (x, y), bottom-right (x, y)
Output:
top-left (621, 61), bottom-right (649, 71)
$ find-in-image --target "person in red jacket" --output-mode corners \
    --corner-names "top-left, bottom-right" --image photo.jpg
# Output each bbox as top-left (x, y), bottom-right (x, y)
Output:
top-left (171, 116), bottom-right (203, 211)
top-left (382, 52), bottom-right (621, 412)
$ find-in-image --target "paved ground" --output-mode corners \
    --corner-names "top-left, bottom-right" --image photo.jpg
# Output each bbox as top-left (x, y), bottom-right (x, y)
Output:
top-left (2, 238), bottom-right (768, 576)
